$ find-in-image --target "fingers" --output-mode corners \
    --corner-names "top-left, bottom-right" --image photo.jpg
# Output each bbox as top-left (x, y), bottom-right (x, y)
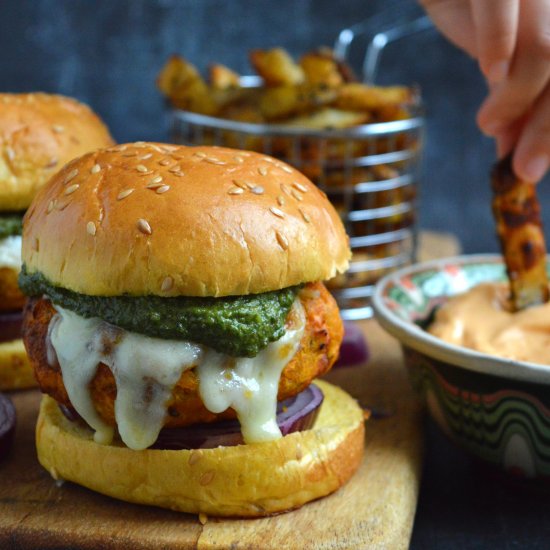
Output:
top-left (513, 85), bottom-right (550, 181)
top-left (478, 0), bottom-right (550, 136)
top-left (470, 0), bottom-right (519, 83)
top-left (419, 0), bottom-right (478, 58)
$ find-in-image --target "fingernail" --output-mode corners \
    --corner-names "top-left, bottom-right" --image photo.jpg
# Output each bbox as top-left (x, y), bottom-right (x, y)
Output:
top-left (487, 60), bottom-right (509, 84)
top-left (522, 155), bottom-right (549, 182)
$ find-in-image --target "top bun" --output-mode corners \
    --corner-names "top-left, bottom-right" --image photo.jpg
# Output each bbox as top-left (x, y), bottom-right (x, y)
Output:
top-left (23, 143), bottom-right (350, 297)
top-left (0, 93), bottom-right (114, 210)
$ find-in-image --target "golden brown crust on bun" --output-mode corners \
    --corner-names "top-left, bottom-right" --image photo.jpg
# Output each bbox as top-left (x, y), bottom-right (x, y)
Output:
top-left (0, 93), bottom-right (114, 210)
top-left (0, 339), bottom-right (35, 390)
top-left (36, 380), bottom-right (364, 516)
top-left (0, 267), bottom-right (25, 311)
top-left (22, 143), bottom-right (350, 297)
top-left (24, 283), bottom-right (343, 427)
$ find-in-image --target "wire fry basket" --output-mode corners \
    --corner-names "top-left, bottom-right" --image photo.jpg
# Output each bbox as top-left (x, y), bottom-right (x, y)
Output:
top-left (170, 15), bottom-right (430, 320)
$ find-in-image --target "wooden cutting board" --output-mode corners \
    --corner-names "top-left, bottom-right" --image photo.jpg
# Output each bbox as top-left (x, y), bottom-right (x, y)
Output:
top-left (0, 321), bottom-right (420, 549)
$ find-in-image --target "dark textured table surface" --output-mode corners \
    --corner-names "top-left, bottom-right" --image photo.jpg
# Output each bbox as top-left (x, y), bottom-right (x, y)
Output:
top-left (411, 418), bottom-right (550, 549)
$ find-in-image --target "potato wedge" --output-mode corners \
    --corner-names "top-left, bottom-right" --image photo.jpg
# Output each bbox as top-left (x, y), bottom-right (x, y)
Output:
top-left (491, 153), bottom-right (549, 310)
top-left (250, 48), bottom-right (305, 87)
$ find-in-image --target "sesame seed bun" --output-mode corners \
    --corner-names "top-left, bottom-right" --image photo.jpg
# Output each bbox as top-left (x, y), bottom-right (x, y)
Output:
top-left (36, 380), bottom-right (365, 516)
top-left (0, 93), bottom-right (114, 211)
top-left (22, 143), bottom-right (350, 296)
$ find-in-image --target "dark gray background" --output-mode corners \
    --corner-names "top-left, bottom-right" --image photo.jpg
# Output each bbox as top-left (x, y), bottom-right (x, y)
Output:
top-left (3, 2), bottom-right (550, 548)
top-left (3, 0), bottom-right (547, 253)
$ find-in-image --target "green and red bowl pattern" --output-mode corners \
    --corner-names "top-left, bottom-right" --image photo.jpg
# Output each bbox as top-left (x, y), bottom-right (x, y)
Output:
top-left (372, 254), bottom-right (550, 478)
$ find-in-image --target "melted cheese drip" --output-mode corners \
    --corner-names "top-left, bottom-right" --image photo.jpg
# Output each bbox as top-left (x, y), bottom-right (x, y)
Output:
top-left (48, 299), bottom-right (305, 449)
top-left (198, 300), bottom-right (305, 442)
top-left (49, 307), bottom-right (203, 450)
top-left (0, 235), bottom-right (22, 270)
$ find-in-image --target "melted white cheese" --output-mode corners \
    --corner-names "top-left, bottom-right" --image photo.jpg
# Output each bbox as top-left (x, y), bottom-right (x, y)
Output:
top-left (48, 299), bottom-right (305, 449)
top-left (198, 300), bottom-right (305, 442)
top-left (49, 307), bottom-right (203, 450)
top-left (0, 235), bottom-right (22, 270)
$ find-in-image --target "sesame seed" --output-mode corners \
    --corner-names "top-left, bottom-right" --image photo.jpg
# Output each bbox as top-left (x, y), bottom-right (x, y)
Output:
top-left (55, 199), bottom-right (70, 211)
top-left (112, 144), bottom-right (127, 152)
top-left (200, 471), bottom-right (215, 486)
top-left (45, 158), bottom-right (58, 169)
top-left (134, 141), bottom-right (146, 146)
top-left (5, 147), bottom-right (15, 161)
top-left (52, 125), bottom-right (64, 133)
top-left (161, 276), bottom-right (174, 292)
top-left (162, 145), bottom-right (178, 152)
top-left (168, 166), bottom-right (182, 173)
top-left (122, 151), bottom-right (137, 157)
top-left (63, 168), bottom-right (79, 184)
top-left (146, 182), bottom-right (164, 189)
top-left (291, 190), bottom-right (303, 202)
top-left (90, 164), bottom-right (101, 174)
top-left (149, 175), bottom-right (163, 185)
top-left (156, 185), bottom-right (170, 194)
top-left (245, 182), bottom-right (257, 189)
top-left (276, 230), bottom-right (289, 250)
top-left (270, 206), bottom-right (285, 218)
top-left (117, 188), bottom-right (134, 200)
top-left (194, 151), bottom-right (207, 158)
top-left (188, 450), bottom-right (201, 465)
top-left (172, 171), bottom-right (184, 177)
top-left (65, 183), bottom-right (79, 195)
top-left (86, 221), bottom-right (96, 236)
top-left (251, 186), bottom-right (264, 195)
top-left (277, 195), bottom-right (285, 206)
top-left (204, 157), bottom-right (226, 165)
top-left (280, 183), bottom-right (291, 195)
top-left (137, 218), bottom-right (152, 235)
top-left (139, 153), bottom-right (153, 160)
top-left (47, 200), bottom-right (56, 213)
top-left (292, 182), bottom-right (308, 193)
top-left (159, 158), bottom-right (171, 166)
top-left (232, 179), bottom-right (247, 189)
top-left (281, 165), bottom-right (293, 173)
top-left (299, 208), bottom-right (311, 223)
top-left (228, 187), bottom-right (244, 195)
top-left (258, 166), bottom-right (268, 176)
top-left (136, 164), bottom-right (148, 173)
top-left (233, 156), bottom-right (244, 164)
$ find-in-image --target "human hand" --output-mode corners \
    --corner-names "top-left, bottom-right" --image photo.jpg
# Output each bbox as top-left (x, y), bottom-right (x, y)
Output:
top-left (419, 0), bottom-right (550, 182)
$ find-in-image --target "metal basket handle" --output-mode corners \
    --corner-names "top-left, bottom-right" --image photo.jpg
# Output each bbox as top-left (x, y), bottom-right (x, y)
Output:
top-left (334, 14), bottom-right (433, 84)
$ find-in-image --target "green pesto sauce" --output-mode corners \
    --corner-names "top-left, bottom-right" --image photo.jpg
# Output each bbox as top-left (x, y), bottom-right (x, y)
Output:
top-left (19, 267), bottom-right (299, 358)
top-left (0, 213), bottom-right (24, 238)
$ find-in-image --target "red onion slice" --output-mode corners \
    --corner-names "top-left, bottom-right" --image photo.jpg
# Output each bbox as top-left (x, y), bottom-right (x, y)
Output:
top-left (334, 321), bottom-right (370, 367)
top-left (0, 310), bottom-right (23, 344)
top-left (0, 393), bottom-right (16, 460)
top-left (60, 385), bottom-right (324, 450)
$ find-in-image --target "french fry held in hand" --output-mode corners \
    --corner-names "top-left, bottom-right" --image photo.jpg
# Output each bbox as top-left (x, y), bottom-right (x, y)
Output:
top-left (491, 153), bottom-right (549, 311)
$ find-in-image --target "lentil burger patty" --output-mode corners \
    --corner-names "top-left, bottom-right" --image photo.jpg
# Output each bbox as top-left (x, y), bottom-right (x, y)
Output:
top-left (23, 282), bottom-right (342, 428)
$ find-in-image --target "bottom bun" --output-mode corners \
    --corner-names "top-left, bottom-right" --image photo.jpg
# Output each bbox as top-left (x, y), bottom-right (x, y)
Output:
top-left (0, 339), bottom-right (35, 390)
top-left (36, 379), bottom-right (365, 517)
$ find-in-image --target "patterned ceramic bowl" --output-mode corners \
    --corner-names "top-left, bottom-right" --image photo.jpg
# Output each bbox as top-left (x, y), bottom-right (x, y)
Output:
top-left (372, 254), bottom-right (550, 479)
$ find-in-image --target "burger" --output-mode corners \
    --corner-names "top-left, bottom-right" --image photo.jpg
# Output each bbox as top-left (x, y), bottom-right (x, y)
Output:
top-left (0, 93), bottom-right (113, 390)
top-left (20, 143), bottom-right (365, 516)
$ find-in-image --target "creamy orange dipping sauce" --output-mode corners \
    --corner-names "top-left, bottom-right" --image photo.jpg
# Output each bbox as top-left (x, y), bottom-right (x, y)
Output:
top-left (429, 282), bottom-right (550, 365)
